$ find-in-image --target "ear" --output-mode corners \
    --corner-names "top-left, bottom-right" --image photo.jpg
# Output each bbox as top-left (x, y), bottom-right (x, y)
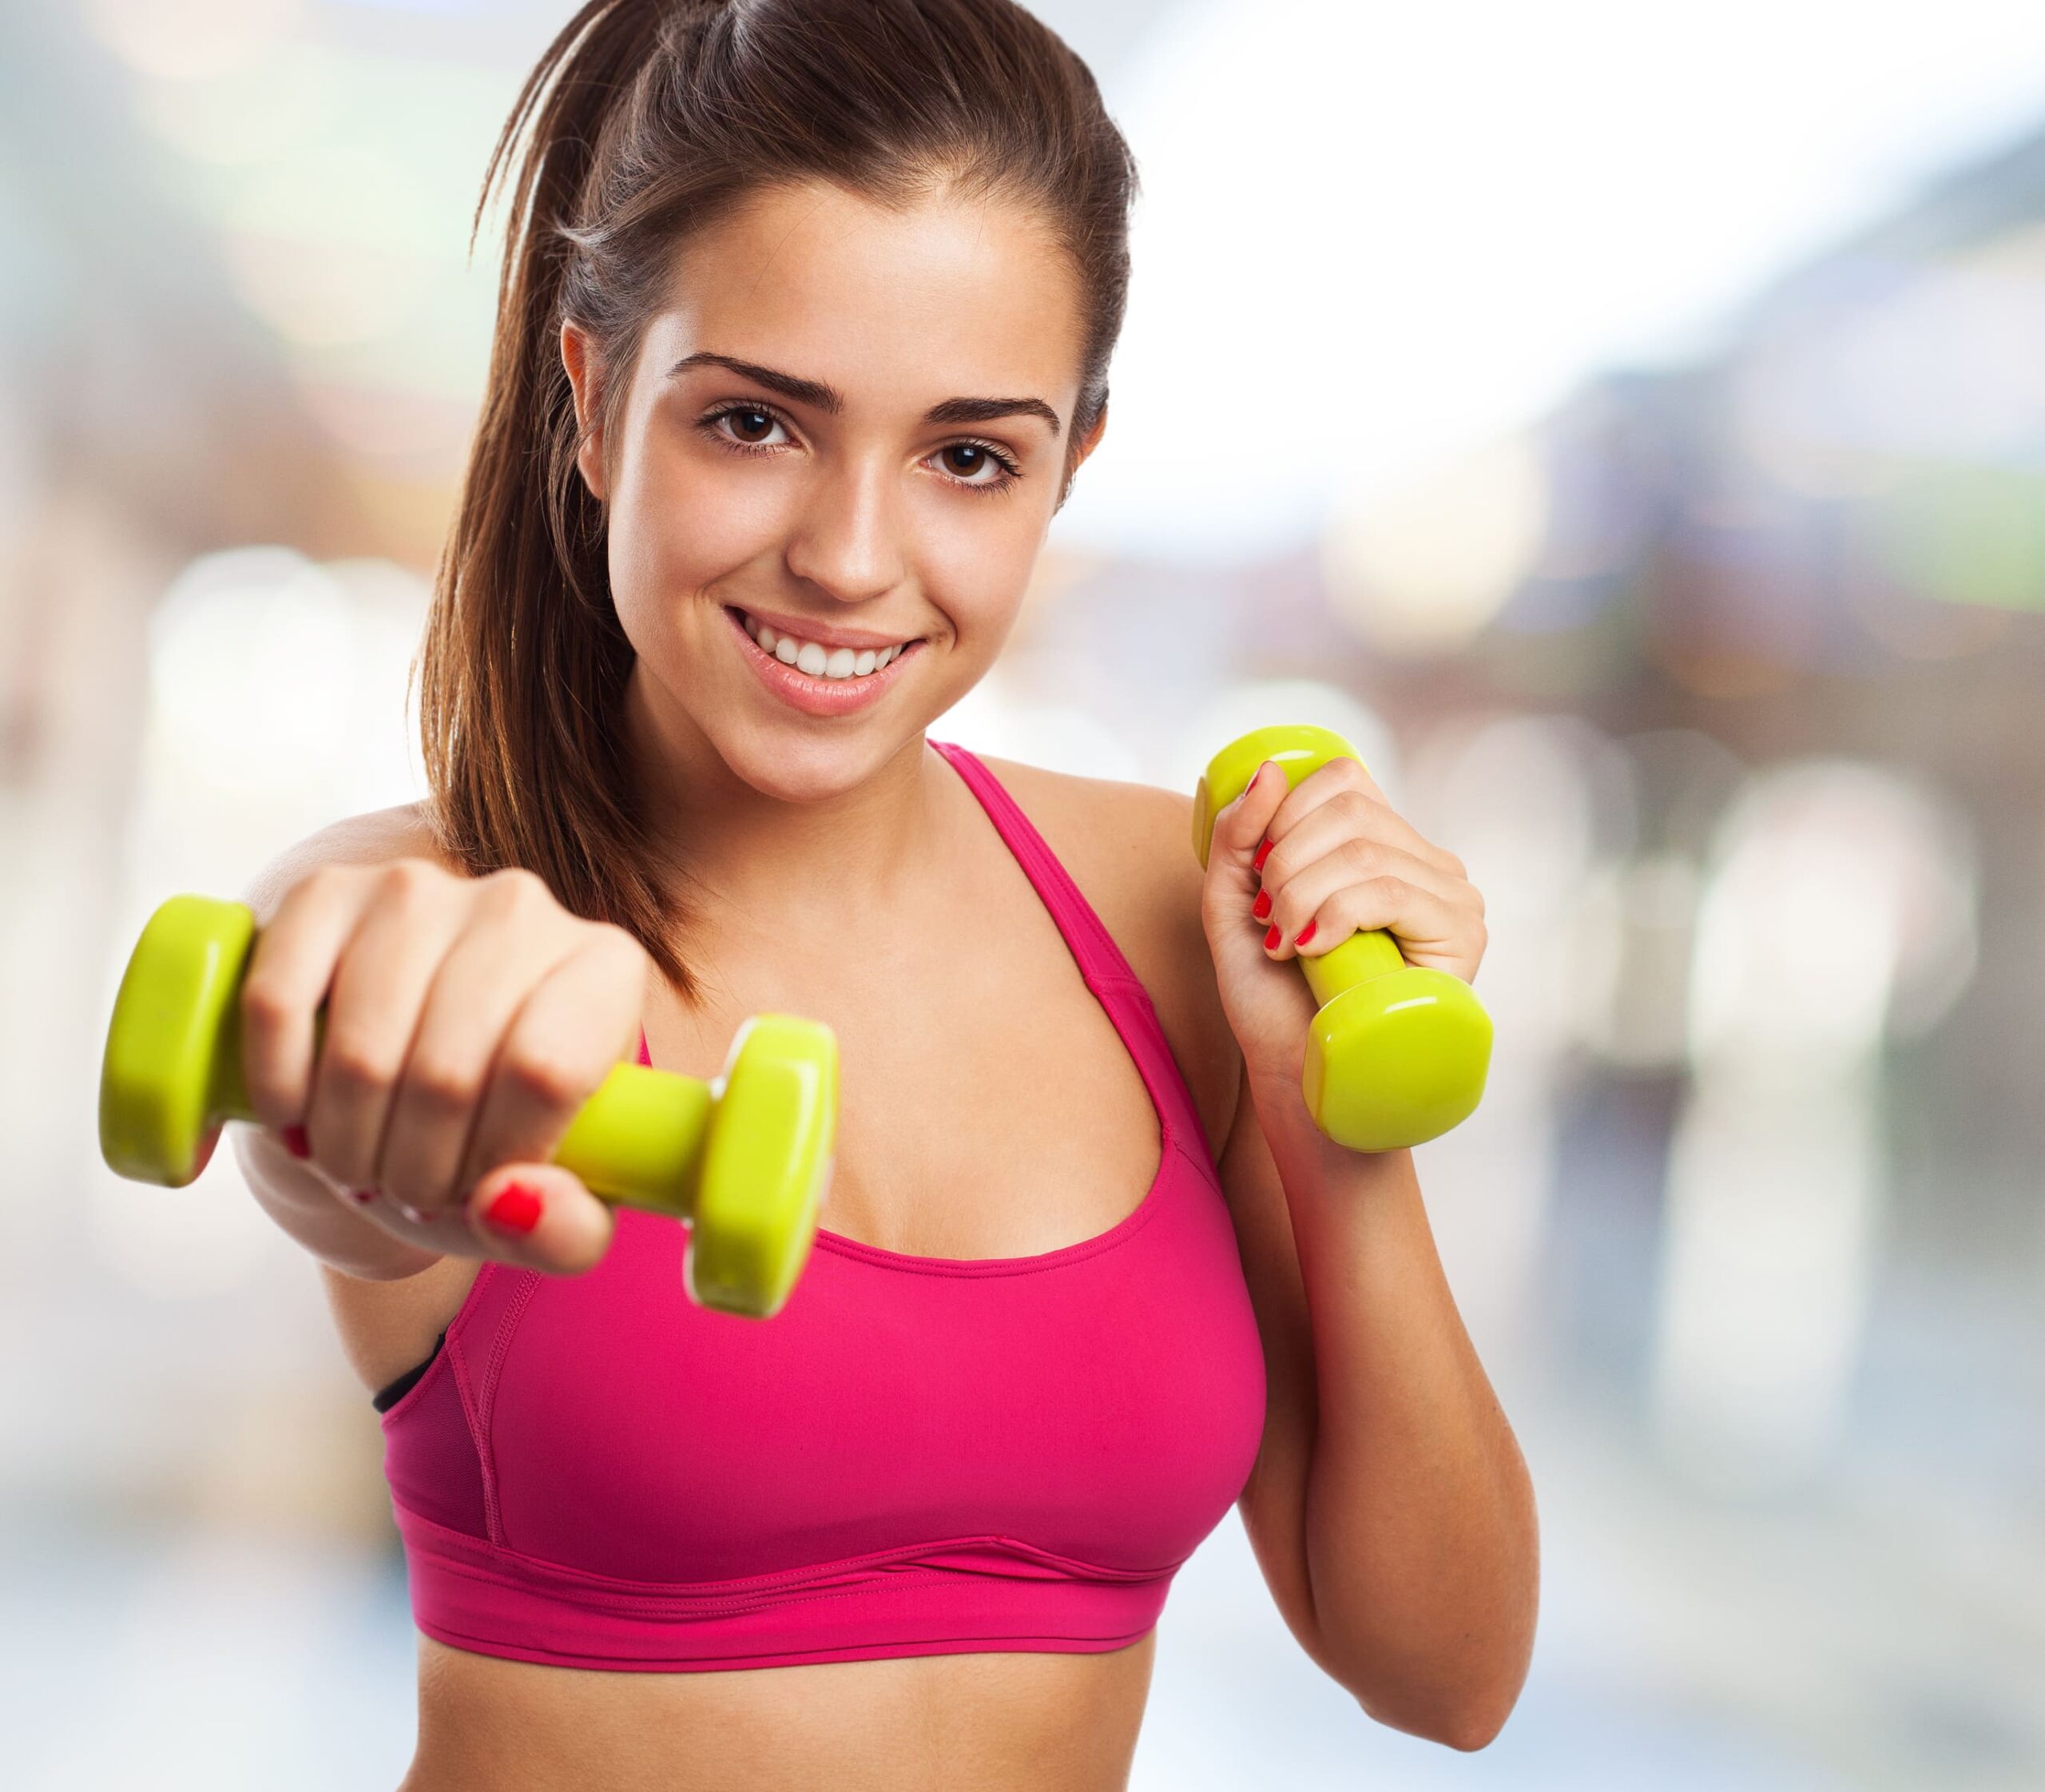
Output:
top-left (560, 320), bottom-right (608, 503)
top-left (1072, 399), bottom-right (1109, 472)
top-left (1054, 400), bottom-right (1110, 512)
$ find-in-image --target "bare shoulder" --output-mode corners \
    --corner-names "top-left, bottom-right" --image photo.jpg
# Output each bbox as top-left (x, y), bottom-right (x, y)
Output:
top-left (971, 753), bottom-right (1243, 1162)
top-left (240, 800), bottom-right (449, 920)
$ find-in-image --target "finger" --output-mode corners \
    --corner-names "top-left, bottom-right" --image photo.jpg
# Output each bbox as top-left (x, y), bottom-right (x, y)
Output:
top-left (375, 893), bottom-right (585, 1214)
top-left (1257, 802), bottom-right (1472, 916)
top-left (1266, 869), bottom-right (1469, 968)
top-left (463, 1162), bottom-right (617, 1277)
top-left (306, 865), bottom-right (469, 1193)
top-left (338, 1181), bottom-right (502, 1258)
top-left (455, 928), bottom-right (647, 1199)
top-left (1212, 759), bottom-right (1293, 872)
top-left (240, 867), bottom-right (378, 1136)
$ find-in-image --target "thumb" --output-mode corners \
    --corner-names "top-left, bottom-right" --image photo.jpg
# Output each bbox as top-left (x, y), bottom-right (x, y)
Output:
top-left (1209, 759), bottom-right (1289, 891)
top-left (464, 1162), bottom-right (617, 1276)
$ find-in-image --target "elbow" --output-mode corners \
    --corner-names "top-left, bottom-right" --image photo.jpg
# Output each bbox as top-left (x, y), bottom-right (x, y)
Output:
top-left (1439, 1696), bottom-right (1516, 1753)
top-left (1352, 1677), bottom-right (1525, 1753)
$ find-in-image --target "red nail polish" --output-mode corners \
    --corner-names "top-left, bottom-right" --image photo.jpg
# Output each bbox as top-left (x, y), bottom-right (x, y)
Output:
top-left (1252, 889), bottom-right (1273, 920)
top-left (282, 1125), bottom-right (310, 1158)
top-left (1264, 922), bottom-right (1282, 950)
top-left (1293, 920), bottom-right (1317, 947)
top-left (350, 1187), bottom-right (377, 1206)
top-left (485, 1182), bottom-right (543, 1237)
top-left (1252, 838), bottom-right (1273, 873)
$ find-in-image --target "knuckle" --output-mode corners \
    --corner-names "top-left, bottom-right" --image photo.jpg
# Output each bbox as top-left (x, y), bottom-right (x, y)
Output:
top-left (1341, 836), bottom-right (1382, 878)
top-left (239, 972), bottom-right (293, 1036)
top-left (403, 1055), bottom-right (478, 1115)
top-left (293, 862), bottom-right (356, 906)
top-left (321, 1031), bottom-right (397, 1095)
top-left (487, 865), bottom-right (554, 913)
top-left (379, 856), bottom-right (447, 906)
top-left (498, 1044), bottom-right (590, 1113)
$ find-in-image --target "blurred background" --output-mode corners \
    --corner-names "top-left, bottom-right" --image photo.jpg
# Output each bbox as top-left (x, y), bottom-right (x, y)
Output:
top-left (2, 0), bottom-right (2042, 1786)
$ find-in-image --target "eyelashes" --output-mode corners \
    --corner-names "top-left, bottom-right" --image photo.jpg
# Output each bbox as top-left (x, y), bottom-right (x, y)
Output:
top-left (695, 402), bottom-right (1023, 496)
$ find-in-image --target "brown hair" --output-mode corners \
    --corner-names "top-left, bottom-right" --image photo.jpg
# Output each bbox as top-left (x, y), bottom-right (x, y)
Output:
top-left (415, 0), bottom-right (1139, 1001)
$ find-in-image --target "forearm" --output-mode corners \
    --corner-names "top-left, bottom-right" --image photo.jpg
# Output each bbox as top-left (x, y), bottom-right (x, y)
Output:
top-left (1254, 1077), bottom-right (1539, 1749)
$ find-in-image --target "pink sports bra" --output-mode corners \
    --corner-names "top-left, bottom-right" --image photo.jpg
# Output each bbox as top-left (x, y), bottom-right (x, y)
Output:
top-left (376, 739), bottom-right (1268, 1672)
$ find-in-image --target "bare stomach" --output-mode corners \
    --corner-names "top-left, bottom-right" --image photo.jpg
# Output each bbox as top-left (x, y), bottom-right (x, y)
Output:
top-left (399, 1628), bottom-right (1158, 1792)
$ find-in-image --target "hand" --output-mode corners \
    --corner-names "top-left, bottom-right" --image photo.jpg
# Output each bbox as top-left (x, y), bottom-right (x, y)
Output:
top-left (231, 858), bottom-right (652, 1275)
top-left (1198, 755), bottom-right (1488, 1099)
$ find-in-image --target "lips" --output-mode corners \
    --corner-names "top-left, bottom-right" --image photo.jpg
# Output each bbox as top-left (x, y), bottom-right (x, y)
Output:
top-left (723, 601), bottom-right (923, 716)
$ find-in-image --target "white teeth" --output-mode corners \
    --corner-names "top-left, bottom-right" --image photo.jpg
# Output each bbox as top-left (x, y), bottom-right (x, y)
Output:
top-left (743, 611), bottom-right (912, 680)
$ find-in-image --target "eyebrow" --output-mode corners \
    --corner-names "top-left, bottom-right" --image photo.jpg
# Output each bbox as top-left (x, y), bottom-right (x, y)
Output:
top-left (666, 350), bottom-right (1062, 437)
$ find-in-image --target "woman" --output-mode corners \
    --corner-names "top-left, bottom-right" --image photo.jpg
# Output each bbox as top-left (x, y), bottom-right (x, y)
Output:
top-left (230, 2), bottom-right (1538, 1786)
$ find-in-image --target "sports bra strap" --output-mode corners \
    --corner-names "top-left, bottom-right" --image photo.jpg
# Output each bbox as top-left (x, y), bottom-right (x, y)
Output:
top-left (928, 739), bottom-right (1147, 995)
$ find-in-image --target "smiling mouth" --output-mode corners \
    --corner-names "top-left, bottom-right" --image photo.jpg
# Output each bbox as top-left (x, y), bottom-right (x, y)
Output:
top-left (723, 606), bottom-right (925, 681)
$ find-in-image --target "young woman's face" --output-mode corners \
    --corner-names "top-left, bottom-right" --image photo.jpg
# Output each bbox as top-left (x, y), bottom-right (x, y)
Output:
top-left (564, 177), bottom-right (1102, 799)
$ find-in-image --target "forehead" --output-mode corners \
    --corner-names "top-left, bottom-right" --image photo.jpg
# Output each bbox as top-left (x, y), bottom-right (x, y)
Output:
top-left (646, 178), bottom-right (1084, 424)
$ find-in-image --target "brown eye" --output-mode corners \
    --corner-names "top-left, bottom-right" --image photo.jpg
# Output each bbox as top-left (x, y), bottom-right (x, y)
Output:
top-left (725, 408), bottom-right (776, 444)
top-left (943, 444), bottom-right (988, 478)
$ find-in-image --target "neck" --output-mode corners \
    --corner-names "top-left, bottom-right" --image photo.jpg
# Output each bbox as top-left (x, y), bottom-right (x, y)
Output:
top-left (622, 663), bottom-right (943, 948)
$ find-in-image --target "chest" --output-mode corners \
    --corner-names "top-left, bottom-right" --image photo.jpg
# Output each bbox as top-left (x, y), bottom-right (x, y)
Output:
top-left (647, 903), bottom-right (1165, 1262)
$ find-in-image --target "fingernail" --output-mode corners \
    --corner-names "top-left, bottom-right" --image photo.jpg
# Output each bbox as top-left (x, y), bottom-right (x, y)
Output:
top-left (282, 1125), bottom-right (310, 1158)
top-left (350, 1186), bottom-right (378, 1206)
top-left (1293, 920), bottom-right (1317, 947)
top-left (1264, 922), bottom-right (1282, 950)
top-left (484, 1182), bottom-right (544, 1237)
top-left (1252, 837), bottom-right (1273, 873)
top-left (1252, 889), bottom-right (1273, 920)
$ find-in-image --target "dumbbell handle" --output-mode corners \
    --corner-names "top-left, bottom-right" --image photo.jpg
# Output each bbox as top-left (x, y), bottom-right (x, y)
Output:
top-left (101, 894), bottom-right (717, 1211)
top-left (1290, 924), bottom-right (1408, 1010)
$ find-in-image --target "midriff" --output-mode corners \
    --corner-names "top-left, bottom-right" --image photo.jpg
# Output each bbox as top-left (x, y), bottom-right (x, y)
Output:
top-left (400, 1627), bottom-right (1157, 1792)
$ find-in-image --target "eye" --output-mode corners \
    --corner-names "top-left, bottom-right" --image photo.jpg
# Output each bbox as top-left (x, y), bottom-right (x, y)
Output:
top-left (707, 406), bottom-right (788, 449)
top-left (929, 439), bottom-right (1022, 492)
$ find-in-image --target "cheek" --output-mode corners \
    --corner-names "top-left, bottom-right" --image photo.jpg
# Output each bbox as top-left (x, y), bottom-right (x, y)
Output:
top-left (606, 437), bottom-right (791, 618)
top-left (915, 501), bottom-right (1042, 630)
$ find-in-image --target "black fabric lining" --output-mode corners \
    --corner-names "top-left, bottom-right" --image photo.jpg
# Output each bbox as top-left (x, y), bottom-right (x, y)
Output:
top-left (371, 1329), bottom-right (447, 1413)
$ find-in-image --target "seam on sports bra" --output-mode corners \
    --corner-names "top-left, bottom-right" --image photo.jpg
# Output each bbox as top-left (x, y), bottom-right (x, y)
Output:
top-left (478, 1272), bottom-right (540, 1435)
top-left (446, 1344), bottom-right (499, 1546)
top-left (375, 1256), bottom-right (501, 1428)
top-left (427, 1552), bottom-right (959, 1625)
top-left (470, 1272), bottom-right (541, 1548)
top-left (396, 1504), bottom-right (1185, 1603)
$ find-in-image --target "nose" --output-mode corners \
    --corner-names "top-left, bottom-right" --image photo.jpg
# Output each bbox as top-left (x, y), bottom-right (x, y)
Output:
top-left (783, 455), bottom-right (907, 607)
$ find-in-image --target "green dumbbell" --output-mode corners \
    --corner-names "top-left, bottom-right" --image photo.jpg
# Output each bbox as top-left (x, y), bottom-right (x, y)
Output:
top-left (1193, 724), bottom-right (1492, 1151)
top-left (97, 893), bottom-right (837, 1320)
